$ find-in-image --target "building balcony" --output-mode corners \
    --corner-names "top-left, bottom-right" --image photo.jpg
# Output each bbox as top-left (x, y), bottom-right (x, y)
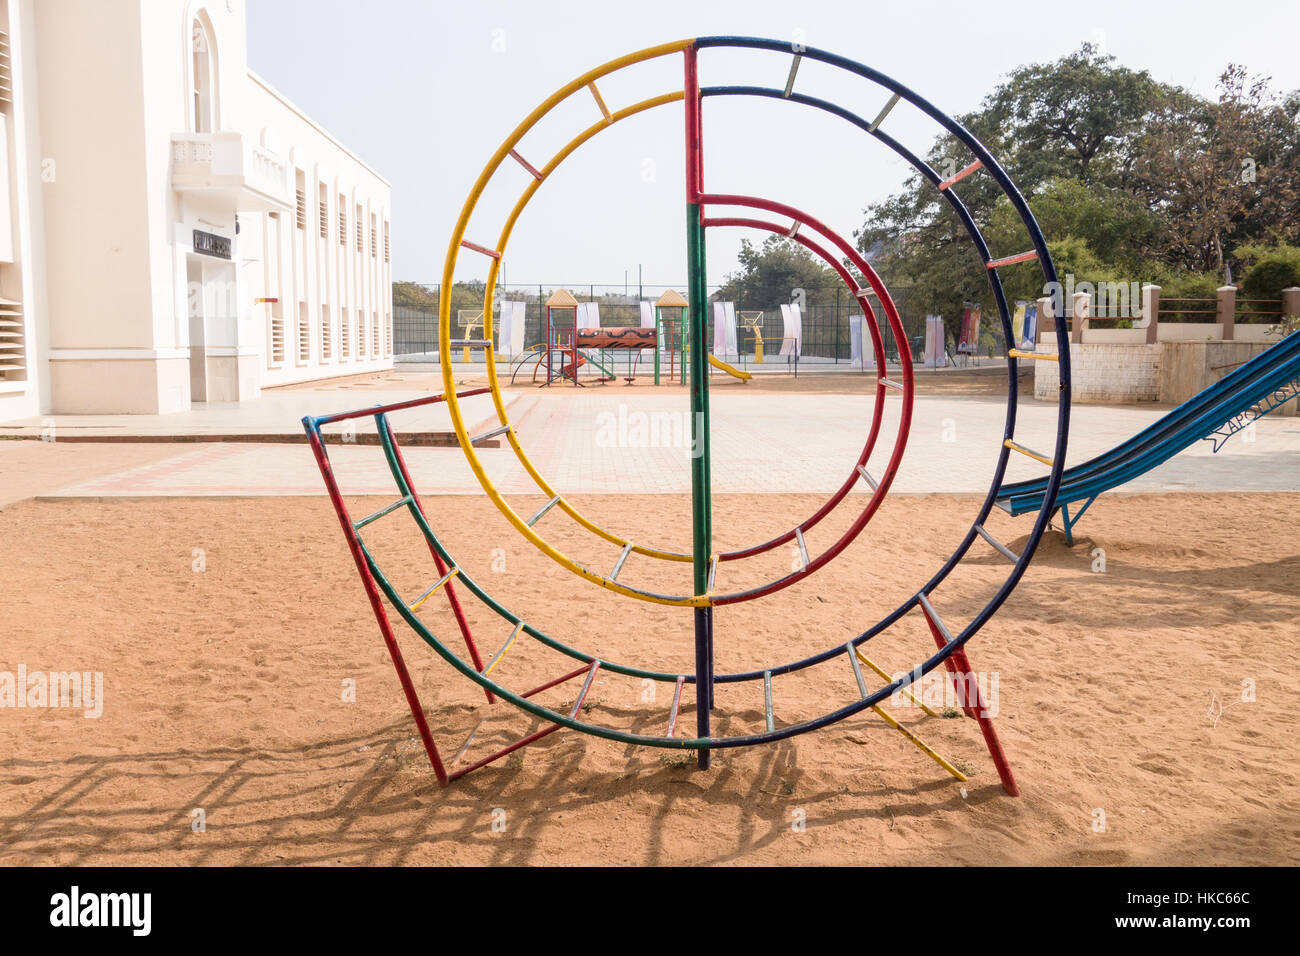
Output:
top-left (170, 131), bottom-right (292, 213)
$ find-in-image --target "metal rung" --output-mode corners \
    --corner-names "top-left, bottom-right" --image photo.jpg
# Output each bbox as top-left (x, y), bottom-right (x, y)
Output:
top-left (409, 566), bottom-right (460, 611)
top-left (975, 523), bottom-right (1019, 562)
top-left (470, 424), bottom-right (510, 446)
top-left (794, 529), bottom-right (809, 570)
top-left (854, 287), bottom-right (874, 300)
top-left (449, 338), bottom-right (483, 347)
top-left (786, 220), bottom-right (801, 238)
top-left (450, 719), bottom-right (485, 766)
top-left (707, 554), bottom-right (719, 592)
top-left (879, 377), bottom-right (904, 391)
top-left (1004, 438), bottom-right (1054, 467)
top-left (869, 92), bottom-right (901, 131)
top-left (783, 53), bottom-right (801, 97)
top-left (666, 676), bottom-right (685, 737)
top-left (588, 81), bottom-right (612, 121)
top-left (917, 592), bottom-right (955, 645)
top-left (483, 622), bottom-right (524, 677)
top-left (460, 239), bottom-right (502, 259)
top-left (526, 494), bottom-right (562, 527)
top-left (353, 495), bottom-right (411, 530)
top-left (855, 646), bottom-right (939, 717)
top-left (611, 543), bottom-right (633, 581)
top-left (856, 464), bottom-right (879, 491)
top-left (1008, 348), bottom-right (1057, 361)
top-left (847, 642), bottom-right (869, 697)
top-left (987, 249), bottom-right (1038, 269)
top-left (509, 148), bottom-right (544, 180)
top-left (847, 644), bottom-right (965, 781)
top-left (763, 670), bottom-right (775, 732)
top-left (938, 159), bottom-right (983, 190)
top-left (568, 662), bottom-right (602, 718)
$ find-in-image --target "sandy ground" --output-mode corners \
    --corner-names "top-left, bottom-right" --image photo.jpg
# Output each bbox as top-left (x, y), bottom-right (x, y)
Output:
top-left (2, 490), bottom-right (1296, 865)
top-left (0, 441), bottom-right (190, 507)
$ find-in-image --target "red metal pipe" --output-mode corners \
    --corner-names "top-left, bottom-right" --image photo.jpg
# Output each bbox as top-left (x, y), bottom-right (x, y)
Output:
top-left (684, 44), bottom-right (703, 202)
top-left (448, 662), bottom-right (599, 781)
top-left (923, 612), bottom-right (1019, 796)
top-left (306, 426), bottom-right (449, 784)
top-left (312, 387), bottom-right (491, 426)
top-left (521, 664), bottom-right (592, 700)
top-left (701, 215), bottom-right (892, 561)
top-left (447, 723), bottom-right (565, 781)
top-left (695, 196), bottom-right (915, 606)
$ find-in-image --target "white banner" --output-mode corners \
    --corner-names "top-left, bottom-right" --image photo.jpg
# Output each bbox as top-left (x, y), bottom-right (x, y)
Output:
top-left (779, 303), bottom-right (802, 356)
top-left (712, 301), bottom-right (739, 358)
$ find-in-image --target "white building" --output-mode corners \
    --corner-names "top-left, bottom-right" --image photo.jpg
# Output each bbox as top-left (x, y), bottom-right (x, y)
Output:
top-left (0, 0), bottom-right (393, 418)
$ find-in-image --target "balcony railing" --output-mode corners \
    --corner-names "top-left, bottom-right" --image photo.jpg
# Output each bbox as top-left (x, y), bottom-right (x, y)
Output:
top-left (170, 131), bottom-right (292, 213)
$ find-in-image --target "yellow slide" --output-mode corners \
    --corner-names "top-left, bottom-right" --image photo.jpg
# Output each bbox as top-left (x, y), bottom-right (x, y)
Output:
top-left (708, 353), bottom-right (752, 382)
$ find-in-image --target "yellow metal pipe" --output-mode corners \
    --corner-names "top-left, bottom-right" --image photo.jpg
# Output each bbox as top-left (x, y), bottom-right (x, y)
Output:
top-left (855, 648), bottom-right (940, 718)
top-left (1008, 348), bottom-right (1057, 361)
top-left (1004, 438), bottom-right (1055, 467)
top-left (869, 704), bottom-right (967, 782)
top-left (438, 41), bottom-right (704, 607)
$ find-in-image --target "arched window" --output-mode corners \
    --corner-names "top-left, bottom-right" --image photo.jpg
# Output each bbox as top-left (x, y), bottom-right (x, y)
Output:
top-left (191, 19), bottom-right (215, 133)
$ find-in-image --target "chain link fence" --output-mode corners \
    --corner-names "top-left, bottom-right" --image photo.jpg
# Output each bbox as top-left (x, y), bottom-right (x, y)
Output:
top-left (394, 282), bottom-right (1007, 362)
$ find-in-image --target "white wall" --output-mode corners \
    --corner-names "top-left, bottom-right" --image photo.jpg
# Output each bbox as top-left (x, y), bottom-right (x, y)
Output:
top-left (241, 73), bottom-right (391, 387)
top-left (0, 0), bottom-right (394, 419)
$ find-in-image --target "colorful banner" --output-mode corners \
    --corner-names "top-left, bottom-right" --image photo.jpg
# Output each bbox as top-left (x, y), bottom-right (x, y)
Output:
top-left (1012, 301), bottom-right (1038, 349)
top-left (958, 305), bottom-right (981, 353)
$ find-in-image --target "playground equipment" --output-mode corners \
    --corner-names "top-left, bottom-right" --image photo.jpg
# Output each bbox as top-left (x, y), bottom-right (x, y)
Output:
top-left (529, 290), bottom-right (648, 385)
top-left (306, 36), bottom-right (1072, 794)
top-left (653, 289), bottom-right (689, 384)
top-left (708, 353), bottom-right (751, 381)
top-left (999, 329), bottom-right (1300, 543)
top-left (709, 302), bottom-right (751, 381)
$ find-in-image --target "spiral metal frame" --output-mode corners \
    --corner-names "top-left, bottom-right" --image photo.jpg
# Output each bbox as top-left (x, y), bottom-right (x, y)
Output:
top-left (307, 36), bottom-right (1071, 794)
top-left (437, 39), bottom-right (919, 608)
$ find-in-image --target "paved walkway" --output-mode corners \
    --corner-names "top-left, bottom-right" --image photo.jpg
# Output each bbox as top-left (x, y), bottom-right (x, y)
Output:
top-left (0, 384), bottom-right (507, 439)
top-left (29, 387), bottom-right (1300, 499)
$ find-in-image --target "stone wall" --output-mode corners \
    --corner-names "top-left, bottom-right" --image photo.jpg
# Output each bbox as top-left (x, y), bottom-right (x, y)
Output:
top-left (1160, 341), bottom-right (1297, 416)
top-left (1032, 343), bottom-right (1162, 403)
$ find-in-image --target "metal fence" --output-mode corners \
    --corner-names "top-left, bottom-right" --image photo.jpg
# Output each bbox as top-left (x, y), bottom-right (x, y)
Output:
top-left (393, 282), bottom-right (1007, 361)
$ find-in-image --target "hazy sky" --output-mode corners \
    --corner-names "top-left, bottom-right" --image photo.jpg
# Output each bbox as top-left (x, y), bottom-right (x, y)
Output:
top-left (247, 0), bottom-right (1300, 291)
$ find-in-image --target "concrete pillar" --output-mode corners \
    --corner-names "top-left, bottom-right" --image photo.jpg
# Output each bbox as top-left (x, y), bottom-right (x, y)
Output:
top-left (1218, 285), bottom-right (1236, 341)
top-left (1071, 291), bottom-right (1090, 344)
top-left (1142, 284), bottom-right (1161, 344)
top-left (1283, 287), bottom-right (1300, 322)
top-left (1036, 295), bottom-right (1054, 350)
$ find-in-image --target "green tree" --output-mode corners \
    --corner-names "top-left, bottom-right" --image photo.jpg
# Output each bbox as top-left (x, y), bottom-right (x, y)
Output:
top-left (981, 43), bottom-right (1164, 190)
top-left (714, 235), bottom-right (839, 306)
top-left (1130, 67), bottom-right (1300, 272)
top-left (857, 45), bottom-right (1171, 324)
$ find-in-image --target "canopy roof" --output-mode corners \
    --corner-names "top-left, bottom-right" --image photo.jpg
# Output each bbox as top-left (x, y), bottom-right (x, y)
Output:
top-left (546, 288), bottom-right (579, 308)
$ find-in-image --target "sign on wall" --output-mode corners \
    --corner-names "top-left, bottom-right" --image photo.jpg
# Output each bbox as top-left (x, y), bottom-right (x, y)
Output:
top-left (192, 229), bottom-right (231, 260)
